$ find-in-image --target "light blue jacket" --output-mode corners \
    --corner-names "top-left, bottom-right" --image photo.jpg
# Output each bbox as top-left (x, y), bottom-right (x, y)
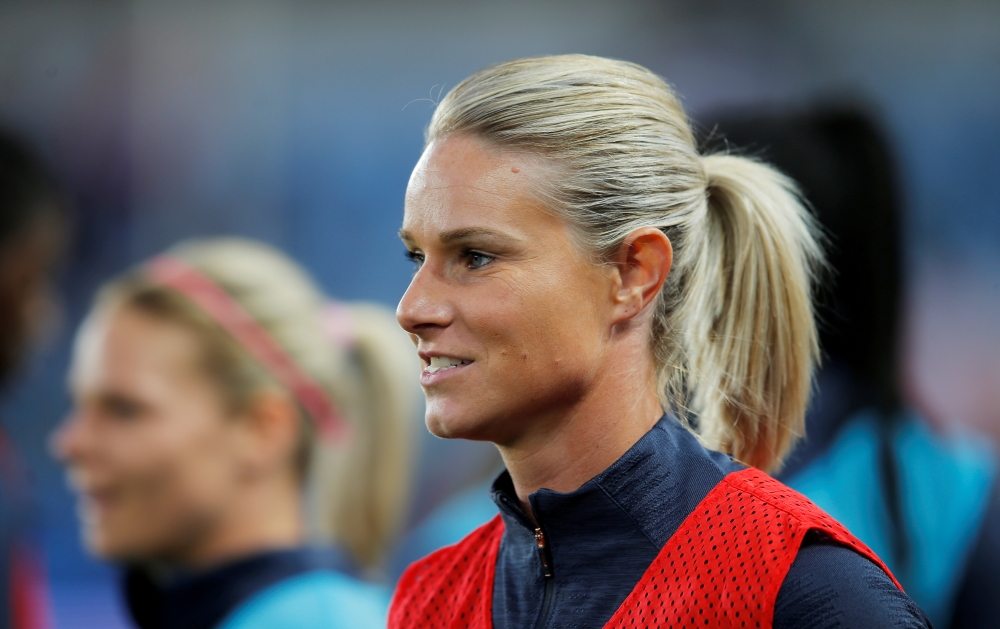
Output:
top-left (787, 410), bottom-right (996, 628)
top-left (220, 570), bottom-right (389, 629)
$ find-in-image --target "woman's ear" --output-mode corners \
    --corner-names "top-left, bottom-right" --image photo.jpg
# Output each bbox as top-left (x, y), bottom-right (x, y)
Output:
top-left (610, 227), bottom-right (673, 325)
top-left (232, 388), bottom-right (302, 481)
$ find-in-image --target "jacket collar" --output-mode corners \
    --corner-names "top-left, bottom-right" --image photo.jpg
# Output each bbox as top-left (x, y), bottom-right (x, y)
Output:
top-left (490, 414), bottom-right (743, 574)
top-left (123, 546), bottom-right (355, 629)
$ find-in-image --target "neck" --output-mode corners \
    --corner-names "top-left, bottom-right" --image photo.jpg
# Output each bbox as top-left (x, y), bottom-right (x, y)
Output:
top-left (497, 331), bottom-right (663, 518)
top-left (171, 474), bottom-right (305, 570)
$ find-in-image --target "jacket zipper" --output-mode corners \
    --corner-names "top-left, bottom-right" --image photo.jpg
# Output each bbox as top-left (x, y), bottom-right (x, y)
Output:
top-left (533, 527), bottom-right (555, 629)
top-left (534, 528), bottom-right (553, 577)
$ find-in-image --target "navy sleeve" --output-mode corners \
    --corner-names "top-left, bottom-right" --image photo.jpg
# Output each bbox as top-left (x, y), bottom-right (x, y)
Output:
top-left (949, 478), bottom-right (1000, 629)
top-left (773, 538), bottom-right (931, 629)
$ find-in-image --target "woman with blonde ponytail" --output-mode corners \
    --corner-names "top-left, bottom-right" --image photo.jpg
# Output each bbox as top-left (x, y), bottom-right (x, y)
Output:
top-left (54, 237), bottom-right (420, 629)
top-left (391, 55), bottom-right (930, 628)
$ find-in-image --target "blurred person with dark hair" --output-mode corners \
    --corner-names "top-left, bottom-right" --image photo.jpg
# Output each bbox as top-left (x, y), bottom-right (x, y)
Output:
top-left (704, 106), bottom-right (1000, 629)
top-left (0, 127), bottom-right (66, 629)
top-left (53, 238), bottom-right (420, 629)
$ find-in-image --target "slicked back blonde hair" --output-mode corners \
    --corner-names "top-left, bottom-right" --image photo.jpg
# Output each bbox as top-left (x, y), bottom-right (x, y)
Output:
top-left (428, 55), bottom-right (823, 471)
top-left (94, 238), bottom-right (420, 569)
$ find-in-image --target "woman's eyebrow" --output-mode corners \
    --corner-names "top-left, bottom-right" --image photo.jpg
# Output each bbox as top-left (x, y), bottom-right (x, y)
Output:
top-left (398, 227), bottom-right (524, 247)
top-left (439, 227), bottom-right (523, 247)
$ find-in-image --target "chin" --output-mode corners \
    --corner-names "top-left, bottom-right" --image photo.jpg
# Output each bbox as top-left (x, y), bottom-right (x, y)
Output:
top-left (84, 525), bottom-right (146, 563)
top-left (425, 412), bottom-right (474, 440)
top-left (83, 529), bottom-right (120, 561)
top-left (425, 402), bottom-right (495, 441)
top-left (425, 398), bottom-right (531, 445)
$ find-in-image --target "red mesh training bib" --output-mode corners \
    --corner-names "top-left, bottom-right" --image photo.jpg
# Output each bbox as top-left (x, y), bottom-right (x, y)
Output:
top-left (388, 468), bottom-right (901, 629)
top-left (390, 515), bottom-right (503, 629)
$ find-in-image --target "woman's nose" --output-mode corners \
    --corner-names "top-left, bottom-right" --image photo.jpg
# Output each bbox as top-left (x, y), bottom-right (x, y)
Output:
top-left (396, 267), bottom-right (453, 335)
top-left (50, 412), bottom-right (87, 464)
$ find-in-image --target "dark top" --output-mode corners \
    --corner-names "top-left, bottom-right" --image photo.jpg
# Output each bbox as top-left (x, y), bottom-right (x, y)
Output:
top-left (490, 415), bottom-right (931, 629)
top-left (123, 547), bottom-right (355, 629)
top-left (945, 476), bottom-right (1000, 629)
top-left (0, 428), bottom-right (45, 629)
top-left (0, 432), bottom-right (18, 629)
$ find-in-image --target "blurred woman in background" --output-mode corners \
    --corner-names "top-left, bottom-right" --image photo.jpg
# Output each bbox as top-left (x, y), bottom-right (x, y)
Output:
top-left (54, 238), bottom-right (419, 629)
top-left (0, 126), bottom-right (66, 629)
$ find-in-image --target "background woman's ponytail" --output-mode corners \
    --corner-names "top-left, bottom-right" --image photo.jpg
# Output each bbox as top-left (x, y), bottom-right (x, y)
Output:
top-left (680, 155), bottom-right (823, 471)
top-left (428, 54), bottom-right (824, 472)
top-left (310, 303), bottom-right (420, 570)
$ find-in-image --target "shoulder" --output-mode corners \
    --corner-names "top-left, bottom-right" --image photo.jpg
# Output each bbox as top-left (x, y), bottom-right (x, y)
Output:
top-left (718, 469), bottom-right (930, 626)
top-left (218, 570), bottom-right (390, 629)
top-left (784, 411), bottom-right (997, 625)
top-left (774, 539), bottom-right (931, 629)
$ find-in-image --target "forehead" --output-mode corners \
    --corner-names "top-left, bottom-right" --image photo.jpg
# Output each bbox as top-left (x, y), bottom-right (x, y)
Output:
top-left (71, 305), bottom-right (201, 394)
top-left (402, 135), bottom-right (553, 238)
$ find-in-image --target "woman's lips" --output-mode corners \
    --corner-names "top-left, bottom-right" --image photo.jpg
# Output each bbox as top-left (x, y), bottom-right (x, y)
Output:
top-left (420, 357), bottom-right (474, 386)
top-left (77, 488), bottom-right (119, 523)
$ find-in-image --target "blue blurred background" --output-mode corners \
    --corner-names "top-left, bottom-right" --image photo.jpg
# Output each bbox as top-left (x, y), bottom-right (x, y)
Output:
top-left (0, 1), bottom-right (997, 626)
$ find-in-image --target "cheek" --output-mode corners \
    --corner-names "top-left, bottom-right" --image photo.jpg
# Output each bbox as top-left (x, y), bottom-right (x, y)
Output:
top-left (488, 270), bottom-right (603, 370)
top-left (459, 270), bottom-right (606, 419)
top-left (91, 417), bottom-right (236, 556)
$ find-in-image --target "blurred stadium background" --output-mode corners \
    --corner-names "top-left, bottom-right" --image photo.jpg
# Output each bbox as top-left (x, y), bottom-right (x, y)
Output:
top-left (0, 1), bottom-right (997, 626)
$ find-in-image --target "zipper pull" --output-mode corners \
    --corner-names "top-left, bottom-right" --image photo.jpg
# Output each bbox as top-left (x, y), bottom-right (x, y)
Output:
top-left (534, 527), bottom-right (553, 578)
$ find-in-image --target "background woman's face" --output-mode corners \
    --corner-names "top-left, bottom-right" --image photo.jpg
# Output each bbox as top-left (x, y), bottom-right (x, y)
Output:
top-left (397, 135), bottom-right (614, 447)
top-left (55, 305), bottom-right (243, 563)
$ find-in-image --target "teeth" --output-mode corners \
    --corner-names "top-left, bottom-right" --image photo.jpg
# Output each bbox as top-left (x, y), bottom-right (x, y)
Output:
top-left (426, 356), bottom-right (472, 373)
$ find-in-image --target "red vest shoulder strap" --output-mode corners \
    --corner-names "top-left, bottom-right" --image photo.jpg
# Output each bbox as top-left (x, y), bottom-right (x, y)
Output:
top-left (389, 515), bottom-right (504, 629)
top-left (603, 467), bottom-right (901, 629)
top-left (724, 466), bottom-right (900, 587)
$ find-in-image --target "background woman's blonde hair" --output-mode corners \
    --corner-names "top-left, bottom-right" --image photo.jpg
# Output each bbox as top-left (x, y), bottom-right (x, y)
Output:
top-left (428, 55), bottom-right (823, 472)
top-left (94, 237), bottom-right (420, 570)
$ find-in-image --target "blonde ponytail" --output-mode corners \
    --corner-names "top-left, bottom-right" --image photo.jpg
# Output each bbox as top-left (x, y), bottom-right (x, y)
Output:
top-left (681, 155), bottom-right (822, 470)
top-left (310, 303), bottom-right (420, 570)
top-left (429, 55), bottom-right (824, 471)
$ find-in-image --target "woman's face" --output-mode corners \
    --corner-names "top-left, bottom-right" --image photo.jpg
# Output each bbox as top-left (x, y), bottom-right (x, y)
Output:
top-left (55, 305), bottom-right (246, 563)
top-left (397, 135), bottom-right (616, 447)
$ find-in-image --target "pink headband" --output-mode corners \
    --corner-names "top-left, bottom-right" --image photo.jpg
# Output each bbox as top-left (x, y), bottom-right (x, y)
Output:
top-left (145, 255), bottom-right (346, 442)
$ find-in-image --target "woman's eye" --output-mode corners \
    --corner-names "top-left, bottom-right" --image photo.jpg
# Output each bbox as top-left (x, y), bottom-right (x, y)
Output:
top-left (103, 397), bottom-right (145, 422)
top-left (466, 251), bottom-right (494, 269)
top-left (404, 250), bottom-right (424, 269)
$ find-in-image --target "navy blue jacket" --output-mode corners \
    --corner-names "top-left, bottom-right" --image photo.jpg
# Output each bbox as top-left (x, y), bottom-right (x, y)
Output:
top-left (490, 416), bottom-right (932, 629)
top-left (123, 547), bottom-right (366, 629)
